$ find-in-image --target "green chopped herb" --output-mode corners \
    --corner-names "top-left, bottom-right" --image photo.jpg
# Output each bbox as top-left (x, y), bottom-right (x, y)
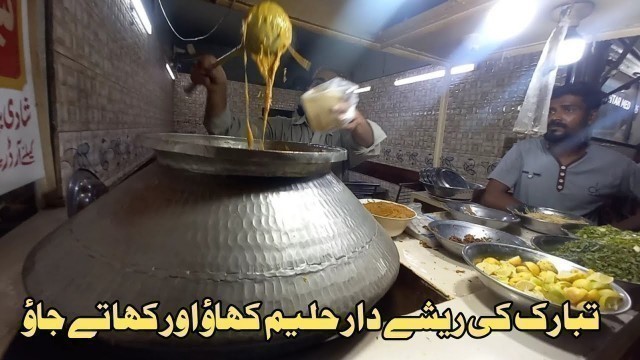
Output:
top-left (549, 225), bottom-right (640, 283)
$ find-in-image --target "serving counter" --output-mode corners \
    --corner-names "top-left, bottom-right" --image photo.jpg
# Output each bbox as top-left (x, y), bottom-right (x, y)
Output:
top-left (0, 207), bottom-right (638, 359)
top-left (290, 209), bottom-right (640, 359)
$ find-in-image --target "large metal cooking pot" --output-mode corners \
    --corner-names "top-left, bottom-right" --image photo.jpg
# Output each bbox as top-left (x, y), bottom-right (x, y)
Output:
top-left (22, 134), bottom-right (400, 356)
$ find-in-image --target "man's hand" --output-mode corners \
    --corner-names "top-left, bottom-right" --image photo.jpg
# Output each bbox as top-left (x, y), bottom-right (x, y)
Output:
top-left (611, 206), bottom-right (640, 231)
top-left (333, 103), bottom-right (375, 148)
top-left (340, 110), bottom-right (368, 132)
top-left (480, 179), bottom-right (522, 211)
top-left (193, 55), bottom-right (229, 133)
top-left (190, 55), bottom-right (227, 91)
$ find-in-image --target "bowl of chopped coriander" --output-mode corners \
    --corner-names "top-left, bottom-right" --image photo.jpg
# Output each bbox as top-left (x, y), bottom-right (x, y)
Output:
top-left (531, 225), bottom-right (640, 292)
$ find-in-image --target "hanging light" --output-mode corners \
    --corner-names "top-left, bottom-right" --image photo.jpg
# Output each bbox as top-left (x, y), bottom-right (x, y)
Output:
top-left (353, 86), bottom-right (371, 94)
top-left (165, 63), bottom-right (175, 80)
top-left (451, 64), bottom-right (475, 75)
top-left (483, 0), bottom-right (538, 41)
top-left (132, 0), bottom-right (153, 35)
top-left (394, 70), bottom-right (445, 86)
top-left (550, 2), bottom-right (594, 67)
top-left (556, 27), bottom-right (586, 66)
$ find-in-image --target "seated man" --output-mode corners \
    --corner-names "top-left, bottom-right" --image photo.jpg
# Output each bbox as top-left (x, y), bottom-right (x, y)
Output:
top-left (190, 55), bottom-right (387, 176)
top-left (481, 82), bottom-right (640, 230)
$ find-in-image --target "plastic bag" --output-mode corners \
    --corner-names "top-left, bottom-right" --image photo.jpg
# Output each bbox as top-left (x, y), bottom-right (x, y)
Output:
top-left (300, 77), bottom-right (360, 133)
top-left (513, 13), bottom-right (571, 135)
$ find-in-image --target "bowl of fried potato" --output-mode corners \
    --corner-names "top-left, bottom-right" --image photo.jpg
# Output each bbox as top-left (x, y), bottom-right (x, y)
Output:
top-left (463, 242), bottom-right (632, 315)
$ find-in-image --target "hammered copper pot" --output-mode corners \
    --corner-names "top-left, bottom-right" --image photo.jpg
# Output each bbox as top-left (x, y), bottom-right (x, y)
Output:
top-left (22, 134), bottom-right (400, 355)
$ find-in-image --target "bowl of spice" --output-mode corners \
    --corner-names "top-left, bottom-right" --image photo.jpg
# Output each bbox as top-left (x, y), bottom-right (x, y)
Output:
top-left (360, 199), bottom-right (417, 237)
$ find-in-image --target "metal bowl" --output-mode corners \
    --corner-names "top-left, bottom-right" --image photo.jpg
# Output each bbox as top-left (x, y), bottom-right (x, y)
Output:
top-left (530, 234), bottom-right (576, 252)
top-left (531, 235), bottom-right (640, 291)
top-left (443, 201), bottom-right (520, 230)
top-left (507, 204), bottom-right (591, 236)
top-left (435, 168), bottom-right (469, 188)
top-left (421, 182), bottom-right (485, 200)
top-left (427, 220), bottom-right (530, 259)
top-left (462, 243), bottom-right (633, 315)
top-left (560, 222), bottom-right (590, 238)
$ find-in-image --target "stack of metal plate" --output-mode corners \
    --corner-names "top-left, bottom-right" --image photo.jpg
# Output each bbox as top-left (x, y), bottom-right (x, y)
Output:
top-left (419, 167), bottom-right (484, 200)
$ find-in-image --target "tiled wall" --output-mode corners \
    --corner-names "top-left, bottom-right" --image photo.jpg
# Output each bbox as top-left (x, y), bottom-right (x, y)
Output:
top-left (356, 52), bottom-right (543, 185)
top-left (173, 73), bottom-right (303, 134)
top-left (442, 52), bottom-right (540, 184)
top-left (51, 0), bottom-right (174, 193)
top-left (356, 65), bottom-right (445, 172)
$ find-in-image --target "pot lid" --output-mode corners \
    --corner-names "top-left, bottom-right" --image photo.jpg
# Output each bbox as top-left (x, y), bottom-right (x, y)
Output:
top-left (137, 133), bottom-right (348, 178)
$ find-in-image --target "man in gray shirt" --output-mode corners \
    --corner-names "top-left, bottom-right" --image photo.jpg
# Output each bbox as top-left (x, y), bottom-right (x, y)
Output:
top-left (189, 55), bottom-right (387, 174)
top-left (482, 82), bottom-right (640, 230)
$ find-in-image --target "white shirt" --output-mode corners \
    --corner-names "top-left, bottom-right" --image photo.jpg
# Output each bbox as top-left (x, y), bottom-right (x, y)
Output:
top-left (208, 108), bottom-right (388, 170)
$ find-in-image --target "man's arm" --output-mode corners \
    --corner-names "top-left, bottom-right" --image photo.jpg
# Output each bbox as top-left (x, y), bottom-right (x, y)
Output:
top-left (612, 161), bottom-right (640, 231)
top-left (190, 55), bottom-right (229, 134)
top-left (191, 56), bottom-right (285, 139)
top-left (612, 212), bottom-right (640, 231)
top-left (338, 113), bottom-right (387, 168)
top-left (481, 179), bottom-right (522, 211)
top-left (342, 110), bottom-right (375, 148)
top-left (203, 86), bottom-right (229, 134)
top-left (480, 142), bottom-right (524, 211)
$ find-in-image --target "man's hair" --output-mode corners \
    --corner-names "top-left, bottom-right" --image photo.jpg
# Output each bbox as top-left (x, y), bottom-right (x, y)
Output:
top-left (551, 82), bottom-right (607, 112)
top-left (312, 66), bottom-right (348, 81)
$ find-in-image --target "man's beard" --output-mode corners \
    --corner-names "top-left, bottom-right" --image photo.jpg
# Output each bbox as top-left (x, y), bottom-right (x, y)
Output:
top-left (544, 121), bottom-right (590, 148)
top-left (543, 127), bottom-right (569, 143)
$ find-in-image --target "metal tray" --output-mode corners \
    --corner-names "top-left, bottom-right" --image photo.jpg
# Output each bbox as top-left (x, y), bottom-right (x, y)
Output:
top-left (443, 201), bottom-right (520, 230)
top-left (421, 181), bottom-right (484, 200)
top-left (463, 243), bottom-right (633, 315)
top-left (507, 204), bottom-right (591, 236)
top-left (531, 234), bottom-right (640, 290)
top-left (427, 220), bottom-right (530, 259)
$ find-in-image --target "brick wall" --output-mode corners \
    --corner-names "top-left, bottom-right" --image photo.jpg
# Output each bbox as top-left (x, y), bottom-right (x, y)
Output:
top-left (355, 52), bottom-right (543, 187)
top-left (51, 0), bottom-right (174, 194)
top-left (173, 73), bottom-right (303, 134)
